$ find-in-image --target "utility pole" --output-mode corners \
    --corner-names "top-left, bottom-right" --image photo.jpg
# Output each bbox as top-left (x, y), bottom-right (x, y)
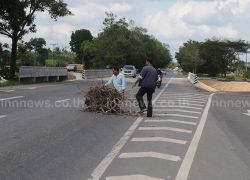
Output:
top-left (50, 43), bottom-right (58, 66)
top-left (246, 51), bottom-right (250, 72)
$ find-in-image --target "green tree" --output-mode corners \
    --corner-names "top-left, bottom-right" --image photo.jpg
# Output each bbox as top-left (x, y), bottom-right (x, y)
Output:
top-left (176, 40), bottom-right (203, 73)
top-left (0, 0), bottom-right (72, 79)
top-left (69, 29), bottom-right (93, 65)
top-left (81, 13), bottom-right (172, 69)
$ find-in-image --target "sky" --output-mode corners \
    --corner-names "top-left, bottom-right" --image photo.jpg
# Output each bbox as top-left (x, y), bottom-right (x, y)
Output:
top-left (1, 0), bottom-right (250, 59)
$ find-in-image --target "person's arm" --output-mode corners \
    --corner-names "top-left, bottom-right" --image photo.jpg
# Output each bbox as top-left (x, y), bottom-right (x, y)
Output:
top-left (105, 75), bottom-right (113, 86)
top-left (121, 75), bottom-right (126, 92)
top-left (132, 68), bottom-right (145, 88)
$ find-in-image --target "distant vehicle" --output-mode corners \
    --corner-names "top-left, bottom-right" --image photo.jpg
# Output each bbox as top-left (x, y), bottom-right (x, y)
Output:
top-left (160, 68), bottom-right (167, 76)
top-left (122, 65), bottom-right (137, 78)
top-left (66, 64), bottom-right (77, 72)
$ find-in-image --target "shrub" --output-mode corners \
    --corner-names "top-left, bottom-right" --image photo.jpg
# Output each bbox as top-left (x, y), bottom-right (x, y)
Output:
top-left (224, 76), bottom-right (235, 81)
top-left (244, 70), bottom-right (250, 79)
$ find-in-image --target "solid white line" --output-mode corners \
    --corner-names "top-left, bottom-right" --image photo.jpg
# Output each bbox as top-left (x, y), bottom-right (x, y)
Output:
top-left (156, 114), bottom-right (199, 119)
top-left (106, 175), bottom-right (164, 180)
top-left (119, 152), bottom-right (181, 162)
top-left (154, 106), bottom-right (203, 110)
top-left (0, 115), bottom-right (7, 119)
top-left (175, 93), bottom-right (214, 180)
top-left (131, 137), bottom-right (187, 144)
top-left (154, 109), bottom-right (201, 114)
top-left (55, 99), bottom-right (70, 103)
top-left (139, 126), bottom-right (192, 133)
top-left (145, 119), bottom-right (197, 126)
top-left (0, 96), bottom-right (24, 101)
top-left (87, 78), bottom-right (173, 180)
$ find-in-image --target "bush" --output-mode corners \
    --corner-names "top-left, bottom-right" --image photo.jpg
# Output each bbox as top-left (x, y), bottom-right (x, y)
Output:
top-left (244, 70), bottom-right (250, 79)
top-left (224, 76), bottom-right (235, 81)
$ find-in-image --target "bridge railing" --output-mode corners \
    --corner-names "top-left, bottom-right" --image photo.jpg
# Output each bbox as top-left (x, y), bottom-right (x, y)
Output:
top-left (17, 66), bottom-right (68, 82)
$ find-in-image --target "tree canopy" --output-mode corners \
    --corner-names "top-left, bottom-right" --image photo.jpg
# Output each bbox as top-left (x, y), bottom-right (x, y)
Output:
top-left (81, 13), bottom-right (172, 69)
top-left (176, 39), bottom-right (250, 76)
top-left (0, 0), bottom-right (72, 79)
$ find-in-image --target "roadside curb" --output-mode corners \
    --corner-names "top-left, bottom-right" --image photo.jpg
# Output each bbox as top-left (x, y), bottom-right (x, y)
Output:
top-left (195, 80), bottom-right (218, 92)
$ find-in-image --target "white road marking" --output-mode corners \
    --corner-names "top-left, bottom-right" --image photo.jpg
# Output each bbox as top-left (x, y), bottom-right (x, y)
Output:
top-left (156, 114), bottom-right (199, 119)
top-left (106, 175), bottom-right (164, 180)
top-left (87, 78), bottom-right (173, 180)
top-left (26, 87), bottom-right (38, 90)
top-left (139, 127), bottom-right (192, 133)
top-left (145, 119), bottom-right (197, 126)
top-left (175, 93), bottom-right (214, 180)
top-left (157, 100), bottom-right (206, 104)
top-left (243, 110), bottom-right (250, 117)
top-left (163, 94), bottom-right (209, 98)
top-left (0, 90), bottom-right (14, 92)
top-left (131, 137), bottom-right (187, 144)
top-left (119, 152), bottom-right (181, 162)
top-left (0, 96), bottom-right (24, 101)
top-left (55, 99), bottom-right (70, 103)
top-left (154, 109), bottom-right (201, 114)
top-left (0, 115), bottom-right (7, 119)
top-left (163, 98), bottom-right (207, 102)
top-left (154, 106), bottom-right (202, 110)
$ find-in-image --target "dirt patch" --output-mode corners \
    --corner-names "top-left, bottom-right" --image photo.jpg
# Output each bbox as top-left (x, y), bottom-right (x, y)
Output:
top-left (200, 79), bottom-right (250, 92)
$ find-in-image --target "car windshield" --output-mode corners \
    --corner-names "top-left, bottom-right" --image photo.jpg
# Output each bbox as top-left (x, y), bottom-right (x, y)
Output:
top-left (124, 66), bottom-right (134, 70)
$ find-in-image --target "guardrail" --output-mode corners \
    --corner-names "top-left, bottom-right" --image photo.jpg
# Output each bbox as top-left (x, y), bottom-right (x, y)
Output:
top-left (18, 66), bottom-right (68, 82)
top-left (82, 69), bottom-right (112, 79)
top-left (188, 72), bottom-right (198, 84)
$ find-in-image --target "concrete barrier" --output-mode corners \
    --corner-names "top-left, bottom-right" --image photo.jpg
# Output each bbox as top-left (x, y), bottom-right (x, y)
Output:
top-left (82, 69), bottom-right (112, 79)
top-left (18, 66), bottom-right (68, 82)
top-left (188, 72), bottom-right (198, 84)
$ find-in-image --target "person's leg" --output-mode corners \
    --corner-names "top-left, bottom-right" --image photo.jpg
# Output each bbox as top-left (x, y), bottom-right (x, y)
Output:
top-left (146, 88), bottom-right (154, 117)
top-left (136, 87), bottom-right (146, 111)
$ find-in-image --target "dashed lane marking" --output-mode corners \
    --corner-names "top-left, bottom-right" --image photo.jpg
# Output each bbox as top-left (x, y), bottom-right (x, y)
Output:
top-left (0, 90), bottom-right (14, 92)
top-left (55, 99), bottom-right (70, 103)
top-left (0, 96), bottom-right (24, 101)
top-left (154, 109), bottom-right (201, 114)
top-left (156, 114), bottom-right (199, 119)
top-left (0, 115), bottom-right (7, 119)
top-left (144, 119), bottom-right (197, 126)
top-left (106, 175), bottom-right (164, 180)
top-left (119, 152), bottom-right (181, 162)
top-left (131, 137), bottom-right (187, 145)
top-left (138, 126), bottom-right (192, 134)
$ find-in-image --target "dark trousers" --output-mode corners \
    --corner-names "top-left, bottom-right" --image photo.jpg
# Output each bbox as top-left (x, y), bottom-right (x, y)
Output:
top-left (136, 87), bottom-right (155, 112)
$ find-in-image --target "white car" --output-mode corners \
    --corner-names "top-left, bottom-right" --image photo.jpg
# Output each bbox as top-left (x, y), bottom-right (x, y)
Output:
top-left (122, 65), bottom-right (137, 78)
top-left (66, 64), bottom-right (77, 72)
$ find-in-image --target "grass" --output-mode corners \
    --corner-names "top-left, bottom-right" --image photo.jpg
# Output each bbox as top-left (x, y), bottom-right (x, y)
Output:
top-left (0, 80), bottom-right (23, 88)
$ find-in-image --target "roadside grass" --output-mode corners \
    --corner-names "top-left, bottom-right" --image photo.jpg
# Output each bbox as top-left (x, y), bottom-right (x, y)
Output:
top-left (0, 81), bottom-right (23, 88)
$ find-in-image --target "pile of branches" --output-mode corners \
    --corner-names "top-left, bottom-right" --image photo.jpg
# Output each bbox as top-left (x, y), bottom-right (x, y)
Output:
top-left (84, 85), bottom-right (125, 114)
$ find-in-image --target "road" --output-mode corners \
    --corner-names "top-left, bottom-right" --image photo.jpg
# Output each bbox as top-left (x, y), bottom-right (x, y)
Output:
top-left (0, 74), bottom-right (249, 180)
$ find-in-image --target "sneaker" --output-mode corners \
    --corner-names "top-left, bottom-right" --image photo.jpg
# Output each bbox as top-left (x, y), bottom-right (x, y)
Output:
top-left (137, 108), bottom-right (147, 113)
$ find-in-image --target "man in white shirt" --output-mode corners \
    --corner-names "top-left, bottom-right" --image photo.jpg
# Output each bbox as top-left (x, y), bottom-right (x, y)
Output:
top-left (105, 67), bottom-right (126, 93)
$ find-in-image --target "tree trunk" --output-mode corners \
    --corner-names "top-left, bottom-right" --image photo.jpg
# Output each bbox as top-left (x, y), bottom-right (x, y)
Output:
top-left (10, 36), bottom-right (18, 80)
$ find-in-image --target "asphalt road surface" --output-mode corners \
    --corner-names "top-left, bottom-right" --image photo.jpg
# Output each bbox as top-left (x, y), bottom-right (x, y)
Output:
top-left (0, 73), bottom-right (249, 180)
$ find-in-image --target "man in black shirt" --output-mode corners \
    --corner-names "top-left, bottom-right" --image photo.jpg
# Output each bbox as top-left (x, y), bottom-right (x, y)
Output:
top-left (133, 59), bottom-right (158, 117)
